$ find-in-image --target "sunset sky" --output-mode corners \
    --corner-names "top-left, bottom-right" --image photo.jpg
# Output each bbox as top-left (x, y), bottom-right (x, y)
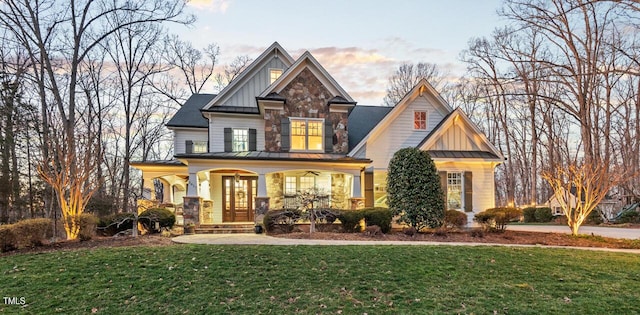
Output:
top-left (174, 0), bottom-right (506, 105)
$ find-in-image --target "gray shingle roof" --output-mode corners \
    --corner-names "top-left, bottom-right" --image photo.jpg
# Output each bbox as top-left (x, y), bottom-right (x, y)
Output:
top-left (428, 150), bottom-right (502, 160)
top-left (347, 105), bottom-right (393, 151)
top-left (166, 94), bottom-right (216, 128)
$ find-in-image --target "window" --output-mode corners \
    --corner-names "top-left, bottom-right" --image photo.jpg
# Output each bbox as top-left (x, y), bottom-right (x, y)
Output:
top-left (233, 129), bottom-right (249, 152)
top-left (414, 111), bottom-right (427, 130)
top-left (447, 172), bottom-right (462, 210)
top-left (290, 118), bottom-right (323, 151)
top-left (270, 68), bottom-right (283, 84)
top-left (193, 141), bottom-right (207, 153)
top-left (285, 176), bottom-right (297, 194)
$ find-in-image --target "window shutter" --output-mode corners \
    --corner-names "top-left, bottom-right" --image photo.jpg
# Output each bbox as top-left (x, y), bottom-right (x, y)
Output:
top-left (280, 118), bottom-right (290, 152)
top-left (224, 128), bottom-right (232, 152)
top-left (439, 171), bottom-right (447, 207)
top-left (185, 140), bottom-right (193, 154)
top-left (324, 119), bottom-right (333, 153)
top-left (249, 129), bottom-right (257, 151)
top-left (464, 172), bottom-right (473, 212)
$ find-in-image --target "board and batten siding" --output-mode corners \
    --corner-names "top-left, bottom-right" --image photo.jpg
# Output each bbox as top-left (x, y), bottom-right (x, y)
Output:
top-left (436, 162), bottom-right (496, 224)
top-left (430, 122), bottom-right (492, 152)
top-left (173, 129), bottom-right (208, 154)
top-left (209, 117), bottom-right (265, 152)
top-left (362, 95), bottom-right (445, 170)
top-left (222, 58), bottom-right (288, 107)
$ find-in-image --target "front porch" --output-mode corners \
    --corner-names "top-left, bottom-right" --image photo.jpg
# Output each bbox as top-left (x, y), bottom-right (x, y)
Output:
top-left (132, 157), bottom-right (369, 233)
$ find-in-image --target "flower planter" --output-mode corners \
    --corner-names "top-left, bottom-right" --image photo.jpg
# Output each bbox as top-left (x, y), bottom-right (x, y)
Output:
top-left (254, 225), bottom-right (264, 234)
top-left (184, 225), bottom-right (195, 235)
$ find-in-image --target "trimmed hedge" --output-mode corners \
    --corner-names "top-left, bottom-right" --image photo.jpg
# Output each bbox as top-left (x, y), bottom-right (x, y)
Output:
top-left (444, 210), bottom-right (467, 229)
top-left (534, 207), bottom-right (554, 223)
top-left (0, 225), bottom-right (17, 252)
top-left (474, 207), bottom-right (522, 232)
top-left (522, 207), bottom-right (537, 223)
top-left (337, 210), bottom-right (365, 233)
top-left (78, 213), bottom-right (99, 241)
top-left (0, 218), bottom-right (53, 252)
top-left (139, 208), bottom-right (176, 233)
top-left (617, 210), bottom-right (640, 224)
top-left (363, 207), bottom-right (393, 233)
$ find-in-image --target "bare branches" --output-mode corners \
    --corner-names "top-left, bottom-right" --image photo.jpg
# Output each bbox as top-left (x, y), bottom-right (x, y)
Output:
top-left (383, 63), bottom-right (449, 107)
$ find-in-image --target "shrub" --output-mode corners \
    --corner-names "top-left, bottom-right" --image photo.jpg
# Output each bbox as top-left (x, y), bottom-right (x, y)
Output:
top-left (78, 213), bottom-right (99, 241)
top-left (363, 207), bottom-right (392, 233)
top-left (586, 208), bottom-right (603, 225)
top-left (522, 207), bottom-right (537, 223)
top-left (617, 210), bottom-right (640, 224)
top-left (534, 207), bottom-right (554, 223)
top-left (139, 208), bottom-right (176, 233)
top-left (12, 218), bottom-right (52, 248)
top-left (387, 147), bottom-right (445, 230)
top-left (337, 210), bottom-right (365, 233)
top-left (444, 210), bottom-right (467, 229)
top-left (474, 207), bottom-right (522, 232)
top-left (98, 212), bottom-right (135, 236)
top-left (0, 225), bottom-right (17, 252)
top-left (263, 209), bottom-right (302, 233)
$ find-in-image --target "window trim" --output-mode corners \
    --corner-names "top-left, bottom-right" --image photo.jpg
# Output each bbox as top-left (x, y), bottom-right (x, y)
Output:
top-left (232, 128), bottom-right (249, 152)
top-left (192, 141), bottom-right (208, 153)
top-left (413, 110), bottom-right (427, 130)
top-left (447, 172), bottom-right (463, 210)
top-left (289, 117), bottom-right (324, 152)
top-left (269, 68), bottom-right (283, 84)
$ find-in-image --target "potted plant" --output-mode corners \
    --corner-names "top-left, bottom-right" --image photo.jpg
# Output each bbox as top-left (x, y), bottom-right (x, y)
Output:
top-left (254, 224), bottom-right (264, 234)
top-left (184, 222), bottom-right (196, 235)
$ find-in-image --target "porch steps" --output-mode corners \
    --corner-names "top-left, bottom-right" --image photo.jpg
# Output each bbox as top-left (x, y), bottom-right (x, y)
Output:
top-left (195, 223), bottom-right (255, 234)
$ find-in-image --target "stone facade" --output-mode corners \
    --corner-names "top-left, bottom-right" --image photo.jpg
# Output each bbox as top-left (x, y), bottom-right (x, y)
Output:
top-left (331, 173), bottom-right (350, 209)
top-left (263, 68), bottom-right (349, 153)
top-left (266, 172), bottom-right (284, 209)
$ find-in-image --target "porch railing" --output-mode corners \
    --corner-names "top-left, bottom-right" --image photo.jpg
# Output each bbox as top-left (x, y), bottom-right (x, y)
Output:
top-left (283, 194), bottom-right (331, 210)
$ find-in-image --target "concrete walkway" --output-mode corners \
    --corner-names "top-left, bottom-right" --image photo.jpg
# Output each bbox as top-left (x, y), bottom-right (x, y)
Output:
top-left (172, 226), bottom-right (640, 254)
top-left (507, 224), bottom-right (640, 240)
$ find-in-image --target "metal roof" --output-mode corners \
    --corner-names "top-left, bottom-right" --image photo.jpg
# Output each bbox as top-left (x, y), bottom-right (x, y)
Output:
top-left (175, 151), bottom-right (371, 163)
top-left (428, 150), bottom-right (502, 160)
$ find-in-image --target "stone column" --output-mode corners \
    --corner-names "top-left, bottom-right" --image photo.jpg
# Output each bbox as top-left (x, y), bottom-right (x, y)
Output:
top-left (182, 196), bottom-right (202, 227)
top-left (255, 173), bottom-right (270, 227)
top-left (350, 198), bottom-right (365, 210)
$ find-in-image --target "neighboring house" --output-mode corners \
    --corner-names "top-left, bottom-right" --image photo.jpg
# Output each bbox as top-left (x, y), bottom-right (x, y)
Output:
top-left (545, 187), bottom-right (621, 220)
top-left (131, 42), bottom-right (504, 230)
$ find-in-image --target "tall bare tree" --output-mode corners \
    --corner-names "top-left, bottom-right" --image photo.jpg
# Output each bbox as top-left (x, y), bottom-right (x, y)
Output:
top-left (0, 0), bottom-right (192, 239)
top-left (383, 63), bottom-right (449, 106)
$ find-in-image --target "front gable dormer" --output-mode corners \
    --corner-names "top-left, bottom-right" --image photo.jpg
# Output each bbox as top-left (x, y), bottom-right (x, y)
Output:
top-left (258, 52), bottom-right (356, 154)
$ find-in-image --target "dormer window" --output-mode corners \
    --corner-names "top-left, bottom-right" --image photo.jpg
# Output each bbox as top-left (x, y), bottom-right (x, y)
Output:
top-left (270, 68), bottom-right (283, 84)
top-left (290, 118), bottom-right (323, 152)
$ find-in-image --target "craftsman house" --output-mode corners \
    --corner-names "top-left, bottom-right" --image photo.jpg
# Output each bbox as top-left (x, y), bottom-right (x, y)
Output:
top-left (131, 42), bottom-right (504, 231)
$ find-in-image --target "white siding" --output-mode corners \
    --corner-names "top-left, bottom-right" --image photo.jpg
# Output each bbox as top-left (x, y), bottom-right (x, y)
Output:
top-left (209, 116), bottom-right (265, 152)
top-left (173, 129), bottom-right (208, 154)
top-left (430, 121), bottom-right (492, 152)
top-left (224, 58), bottom-right (288, 107)
top-left (436, 162), bottom-right (496, 217)
top-left (366, 95), bottom-right (444, 169)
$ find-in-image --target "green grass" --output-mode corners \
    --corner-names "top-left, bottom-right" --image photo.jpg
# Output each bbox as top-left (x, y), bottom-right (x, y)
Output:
top-left (1, 245), bottom-right (640, 314)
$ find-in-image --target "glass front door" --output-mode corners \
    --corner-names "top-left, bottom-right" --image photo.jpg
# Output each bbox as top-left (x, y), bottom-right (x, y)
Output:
top-left (222, 176), bottom-right (257, 222)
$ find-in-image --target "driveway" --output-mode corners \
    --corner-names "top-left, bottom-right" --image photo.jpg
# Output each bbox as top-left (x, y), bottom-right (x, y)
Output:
top-left (506, 224), bottom-right (640, 240)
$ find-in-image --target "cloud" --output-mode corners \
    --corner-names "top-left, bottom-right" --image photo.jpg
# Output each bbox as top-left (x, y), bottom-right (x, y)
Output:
top-left (187, 0), bottom-right (231, 13)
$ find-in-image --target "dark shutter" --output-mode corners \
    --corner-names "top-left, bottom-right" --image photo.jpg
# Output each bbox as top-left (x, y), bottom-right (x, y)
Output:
top-left (439, 171), bottom-right (447, 208)
top-left (364, 170), bottom-right (374, 207)
top-left (185, 140), bottom-right (193, 154)
top-left (324, 119), bottom-right (333, 153)
top-left (224, 128), bottom-right (232, 152)
top-left (464, 172), bottom-right (473, 212)
top-left (249, 129), bottom-right (257, 151)
top-left (281, 117), bottom-right (290, 152)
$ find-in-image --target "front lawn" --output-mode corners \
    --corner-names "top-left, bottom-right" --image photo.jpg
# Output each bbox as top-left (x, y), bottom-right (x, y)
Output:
top-left (1, 245), bottom-right (639, 314)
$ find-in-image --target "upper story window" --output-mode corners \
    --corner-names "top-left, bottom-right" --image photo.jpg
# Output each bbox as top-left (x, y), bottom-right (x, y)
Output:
top-left (414, 111), bottom-right (427, 130)
top-left (193, 141), bottom-right (208, 153)
top-left (291, 118), bottom-right (323, 152)
top-left (270, 68), bottom-right (283, 84)
top-left (233, 129), bottom-right (249, 152)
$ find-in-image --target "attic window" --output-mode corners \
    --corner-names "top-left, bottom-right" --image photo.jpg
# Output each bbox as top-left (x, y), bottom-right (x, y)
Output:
top-left (270, 68), bottom-right (283, 84)
top-left (414, 111), bottom-right (427, 130)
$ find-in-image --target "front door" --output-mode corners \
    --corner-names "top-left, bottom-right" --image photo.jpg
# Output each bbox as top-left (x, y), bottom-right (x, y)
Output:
top-left (223, 176), bottom-right (257, 222)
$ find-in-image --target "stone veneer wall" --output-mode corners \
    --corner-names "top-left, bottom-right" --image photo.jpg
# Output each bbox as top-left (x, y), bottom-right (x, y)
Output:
top-left (264, 68), bottom-right (349, 153)
top-left (331, 173), bottom-right (350, 209)
top-left (266, 172), bottom-right (284, 209)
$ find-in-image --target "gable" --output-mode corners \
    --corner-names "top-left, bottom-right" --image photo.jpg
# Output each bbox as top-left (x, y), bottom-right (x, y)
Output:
top-left (203, 42), bottom-right (294, 110)
top-left (419, 109), bottom-right (504, 161)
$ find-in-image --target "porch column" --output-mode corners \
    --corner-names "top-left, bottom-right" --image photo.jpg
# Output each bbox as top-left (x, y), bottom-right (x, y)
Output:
top-left (350, 172), bottom-right (365, 210)
top-left (187, 171), bottom-right (199, 196)
top-left (162, 181), bottom-right (171, 203)
top-left (142, 176), bottom-right (156, 200)
top-left (255, 173), bottom-right (270, 227)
